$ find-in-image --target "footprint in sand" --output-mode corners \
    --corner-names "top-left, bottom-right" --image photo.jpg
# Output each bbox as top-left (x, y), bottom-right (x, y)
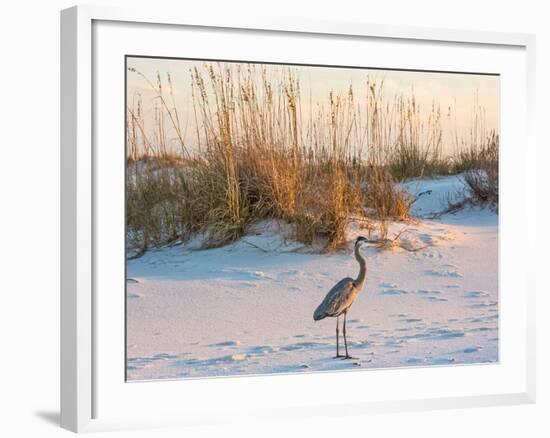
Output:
top-left (247, 345), bottom-right (278, 354)
top-left (401, 317), bottom-right (423, 323)
top-left (415, 290), bottom-right (448, 302)
top-left (469, 327), bottom-right (496, 333)
top-left (381, 288), bottom-right (409, 295)
top-left (221, 268), bottom-right (273, 280)
top-left (427, 296), bottom-right (448, 302)
top-left (405, 357), bottom-right (426, 364)
top-left (417, 289), bottom-right (441, 295)
top-left (428, 328), bottom-right (466, 339)
top-left (211, 340), bottom-right (240, 347)
top-left (281, 341), bottom-right (325, 352)
top-left (390, 313), bottom-right (409, 318)
top-left (153, 353), bottom-right (178, 360)
top-left (431, 357), bottom-right (456, 365)
top-left (464, 290), bottom-right (490, 298)
top-left (469, 300), bottom-right (498, 309)
top-left (277, 270), bottom-right (304, 280)
top-left (379, 282), bottom-right (398, 288)
top-left (424, 269), bottom-right (462, 278)
top-left (188, 354), bottom-right (248, 367)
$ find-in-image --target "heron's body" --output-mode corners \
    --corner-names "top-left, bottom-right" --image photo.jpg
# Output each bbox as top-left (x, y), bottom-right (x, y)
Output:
top-left (313, 236), bottom-right (368, 358)
top-left (313, 277), bottom-right (359, 320)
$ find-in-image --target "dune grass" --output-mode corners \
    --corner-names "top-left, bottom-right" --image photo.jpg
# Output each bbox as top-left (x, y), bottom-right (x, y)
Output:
top-left (126, 63), bottom-right (498, 256)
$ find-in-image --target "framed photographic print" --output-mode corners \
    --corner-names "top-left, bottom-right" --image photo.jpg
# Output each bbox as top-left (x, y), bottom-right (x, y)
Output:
top-left (61, 5), bottom-right (536, 433)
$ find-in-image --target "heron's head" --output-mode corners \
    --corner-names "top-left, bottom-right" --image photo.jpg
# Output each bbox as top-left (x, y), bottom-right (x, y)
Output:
top-left (355, 236), bottom-right (368, 247)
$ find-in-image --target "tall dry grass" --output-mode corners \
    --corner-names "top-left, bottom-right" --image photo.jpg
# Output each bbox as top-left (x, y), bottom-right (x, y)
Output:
top-left (460, 131), bottom-right (499, 210)
top-left (445, 95), bottom-right (499, 210)
top-left (126, 63), bottom-right (496, 256)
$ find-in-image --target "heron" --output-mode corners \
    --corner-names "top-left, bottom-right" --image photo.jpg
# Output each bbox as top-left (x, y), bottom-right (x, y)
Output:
top-left (313, 236), bottom-right (369, 359)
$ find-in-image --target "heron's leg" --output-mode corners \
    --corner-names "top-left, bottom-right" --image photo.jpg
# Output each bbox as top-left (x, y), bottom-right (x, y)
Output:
top-left (343, 312), bottom-right (351, 359)
top-left (335, 316), bottom-right (342, 358)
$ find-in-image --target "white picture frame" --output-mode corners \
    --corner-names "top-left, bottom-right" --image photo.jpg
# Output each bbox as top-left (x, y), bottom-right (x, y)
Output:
top-left (60, 4), bottom-right (537, 433)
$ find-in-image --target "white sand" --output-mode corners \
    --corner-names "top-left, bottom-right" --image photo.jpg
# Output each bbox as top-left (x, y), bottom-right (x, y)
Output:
top-left (126, 175), bottom-right (498, 380)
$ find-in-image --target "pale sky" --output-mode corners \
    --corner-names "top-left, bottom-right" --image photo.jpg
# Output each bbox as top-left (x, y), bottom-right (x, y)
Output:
top-left (126, 57), bottom-right (499, 156)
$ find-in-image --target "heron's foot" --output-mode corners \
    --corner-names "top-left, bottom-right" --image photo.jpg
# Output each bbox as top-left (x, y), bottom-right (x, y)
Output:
top-left (341, 355), bottom-right (356, 360)
top-left (334, 354), bottom-right (345, 359)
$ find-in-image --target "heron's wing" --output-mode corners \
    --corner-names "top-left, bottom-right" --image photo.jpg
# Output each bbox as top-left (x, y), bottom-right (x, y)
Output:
top-left (314, 277), bottom-right (356, 320)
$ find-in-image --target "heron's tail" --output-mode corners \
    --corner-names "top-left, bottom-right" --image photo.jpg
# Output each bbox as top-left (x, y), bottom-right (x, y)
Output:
top-left (313, 306), bottom-right (326, 322)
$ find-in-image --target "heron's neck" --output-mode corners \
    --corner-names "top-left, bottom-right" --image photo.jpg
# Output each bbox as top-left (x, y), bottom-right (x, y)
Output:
top-left (354, 244), bottom-right (367, 288)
